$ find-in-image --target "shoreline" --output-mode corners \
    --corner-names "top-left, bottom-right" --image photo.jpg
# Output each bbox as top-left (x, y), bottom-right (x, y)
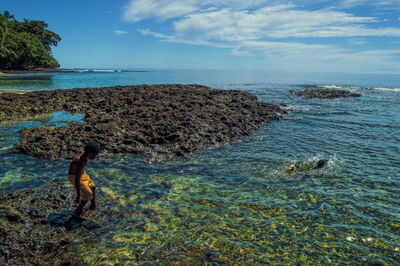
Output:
top-left (0, 89), bottom-right (26, 94)
top-left (0, 68), bottom-right (150, 75)
top-left (0, 68), bottom-right (83, 75)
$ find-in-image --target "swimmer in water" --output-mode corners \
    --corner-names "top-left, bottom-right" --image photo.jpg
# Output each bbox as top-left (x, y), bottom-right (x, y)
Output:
top-left (286, 159), bottom-right (327, 175)
top-left (286, 164), bottom-right (296, 175)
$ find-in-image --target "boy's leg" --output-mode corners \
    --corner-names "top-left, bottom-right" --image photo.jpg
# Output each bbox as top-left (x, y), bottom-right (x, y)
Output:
top-left (75, 200), bottom-right (88, 216)
top-left (89, 186), bottom-right (96, 210)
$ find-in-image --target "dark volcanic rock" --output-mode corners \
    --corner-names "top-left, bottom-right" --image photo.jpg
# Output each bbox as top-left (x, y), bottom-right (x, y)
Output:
top-left (0, 184), bottom-right (81, 265)
top-left (0, 84), bottom-right (285, 161)
top-left (291, 88), bottom-right (361, 99)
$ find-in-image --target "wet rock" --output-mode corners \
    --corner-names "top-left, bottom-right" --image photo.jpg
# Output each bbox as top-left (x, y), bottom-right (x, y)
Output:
top-left (63, 215), bottom-right (84, 231)
top-left (205, 250), bottom-right (221, 262)
top-left (0, 84), bottom-right (285, 162)
top-left (0, 207), bottom-right (23, 223)
top-left (141, 208), bottom-right (160, 224)
top-left (0, 227), bottom-right (7, 237)
top-left (129, 219), bottom-right (147, 232)
top-left (81, 219), bottom-right (101, 230)
top-left (290, 88), bottom-right (361, 99)
top-left (6, 213), bottom-right (21, 222)
top-left (0, 184), bottom-right (84, 264)
top-left (47, 210), bottom-right (75, 227)
top-left (46, 211), bottom-right (101, 231)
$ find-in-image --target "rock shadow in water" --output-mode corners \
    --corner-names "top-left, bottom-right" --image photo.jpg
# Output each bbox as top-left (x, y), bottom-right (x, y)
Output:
top-left (47, 210), bottom-right (101, 231)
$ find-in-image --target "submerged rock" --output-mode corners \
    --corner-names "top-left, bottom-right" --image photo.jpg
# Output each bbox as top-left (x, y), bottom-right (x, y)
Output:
top-left (64, 214), bottom-right (101, 231)
top-left (0, 184), bottom-right (80, 264)
top-left (0, 183), bottom-right (106, 264)
top-left (47, 210), bottom-right (76, 227)
top-left (291, 88), bottom-right (361, 99)
top-left (0, 84), bottom-right (285, 161)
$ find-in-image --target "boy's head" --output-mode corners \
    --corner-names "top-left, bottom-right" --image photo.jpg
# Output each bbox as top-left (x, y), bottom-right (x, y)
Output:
top-left (84, 141), bottom-right (100, 160)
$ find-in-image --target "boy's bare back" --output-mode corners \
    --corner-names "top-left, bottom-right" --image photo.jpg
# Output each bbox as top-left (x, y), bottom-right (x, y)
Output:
top-left (68, 155), bottom-right (87, 176)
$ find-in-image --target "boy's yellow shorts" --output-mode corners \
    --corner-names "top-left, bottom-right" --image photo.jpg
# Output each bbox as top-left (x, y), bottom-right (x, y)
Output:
top-left (68, 171), bottom-right (95, 201)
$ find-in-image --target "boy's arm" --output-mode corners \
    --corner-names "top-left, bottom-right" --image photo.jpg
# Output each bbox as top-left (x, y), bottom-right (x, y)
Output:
top-left (74, 160), bottom-right (85, 204)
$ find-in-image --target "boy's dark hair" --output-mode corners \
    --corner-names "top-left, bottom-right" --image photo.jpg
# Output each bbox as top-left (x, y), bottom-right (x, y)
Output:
top-left (84, 141), bottom-right (100, 154)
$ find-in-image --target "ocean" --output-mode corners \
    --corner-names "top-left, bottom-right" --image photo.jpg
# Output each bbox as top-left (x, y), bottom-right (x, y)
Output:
top-left (1, 69), bottom-right (399, 264)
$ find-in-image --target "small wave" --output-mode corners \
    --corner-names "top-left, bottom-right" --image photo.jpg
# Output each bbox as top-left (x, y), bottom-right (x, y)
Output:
top-left (261, 154), bottom-right (342, 182)
top-left (304, 84), bottom-right (361, 90)
top-left (279, 104), bottom-right (311, 112)
top-left (300, 84), bottom-right (400, 93)
top-left (74, 69), bottom-right (122, 73)
top-left (285, 115), bottom-right (305, 120)
top-left (372, 87), bottom-right (400, 92)
top-left (92, 69), bottom-right (120, 73)
top-left (319, 85), bottom-right (344, 89)
top-left (300, 84), bottom-right (344, 89)
top-left (227, 83), bottom-right (263, 86)
top-left (285, 154), bottom-right (342, 175)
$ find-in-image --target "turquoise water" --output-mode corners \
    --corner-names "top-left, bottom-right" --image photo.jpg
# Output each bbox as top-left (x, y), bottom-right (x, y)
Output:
top-left (1, 70), bottom-right (400, 264)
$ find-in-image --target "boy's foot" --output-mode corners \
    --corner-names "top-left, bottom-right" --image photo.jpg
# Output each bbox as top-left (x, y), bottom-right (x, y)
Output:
top-left (81, 209), bottom-right (90, 217)
top-left (74, 209), bottom-right (90, 217)
top-left (89, 203), bottom-right (96, 210)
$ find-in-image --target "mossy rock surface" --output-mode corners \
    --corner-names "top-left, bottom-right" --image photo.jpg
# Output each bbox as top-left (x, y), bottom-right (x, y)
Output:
top-left (0, 84), bottom-right (285, 161)
top-left (0, 184), bottom-right (80, 265)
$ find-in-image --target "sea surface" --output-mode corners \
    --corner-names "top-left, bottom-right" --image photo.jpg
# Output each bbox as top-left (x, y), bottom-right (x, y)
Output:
top-left (1, 69), bottom-right (399, 264)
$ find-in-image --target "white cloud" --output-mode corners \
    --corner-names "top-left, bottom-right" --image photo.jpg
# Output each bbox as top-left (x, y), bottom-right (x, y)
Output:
top-left (138, 29), bottom-right (169, 39)
top-left (138, 28), bottom-right (344, 59)
top-left (127, 1), bottom-right (400, 41)
top-left (348, 38), bottom-right (367, 46)
top-left (126, 0), bottom-right (400, 72)
top-left (123, 0), bottom-right (298, 22)
top-left (123, 0), bottom-right (400, 23)
top-left (339, 0), bottom-right (368, 8)
top-left (235, 41), bottom-right (400, 72)
top-left (234, 40), bottom-right (344, 59)
top-left (114, 30), bottom-right (128, 35)
top-left (172, 7), bottom-right (389, 41)
top-left (138, 28), bottom-right (232, 48)
top-left (334, 0), bottom-right (400, 11)
top-left (123, 0), bottom-right (200, 22)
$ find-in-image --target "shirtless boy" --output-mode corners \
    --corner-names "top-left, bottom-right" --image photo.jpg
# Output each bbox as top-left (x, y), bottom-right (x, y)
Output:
top-left (68, 141), bottom-right (100, 216)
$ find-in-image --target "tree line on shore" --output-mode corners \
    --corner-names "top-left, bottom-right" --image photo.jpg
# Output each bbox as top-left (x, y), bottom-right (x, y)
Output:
top-left (0, 11), bottom-right (61, 70)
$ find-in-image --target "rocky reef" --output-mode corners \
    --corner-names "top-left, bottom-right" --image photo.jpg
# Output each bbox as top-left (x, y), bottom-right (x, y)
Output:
top-left (291, 88), bottom-right (361, 99)
top-left (0, 183), bottom-right (78, 265)
top-left (0, 84), bottom-right (285, 161)
top-left (0, 182), bottom-right (160, 265)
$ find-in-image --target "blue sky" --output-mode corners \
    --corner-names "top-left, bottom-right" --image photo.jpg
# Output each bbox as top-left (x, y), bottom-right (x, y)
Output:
top-left (3, 0), bottom-right (400, 73)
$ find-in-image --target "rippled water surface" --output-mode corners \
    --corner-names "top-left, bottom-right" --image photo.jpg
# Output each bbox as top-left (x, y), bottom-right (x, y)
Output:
top-left (1, 70), bottom-right (400, 264)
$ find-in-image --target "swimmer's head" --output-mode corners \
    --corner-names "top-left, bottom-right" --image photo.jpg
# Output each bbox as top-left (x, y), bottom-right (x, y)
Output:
top-left (286, 164), bottom-right (296, 174)
top-left (316, 159), bottom-right (327, 169)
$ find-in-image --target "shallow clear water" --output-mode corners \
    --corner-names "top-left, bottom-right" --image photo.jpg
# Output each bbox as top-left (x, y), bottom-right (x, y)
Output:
top-left (1, 70), bottom-right (400, 264)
